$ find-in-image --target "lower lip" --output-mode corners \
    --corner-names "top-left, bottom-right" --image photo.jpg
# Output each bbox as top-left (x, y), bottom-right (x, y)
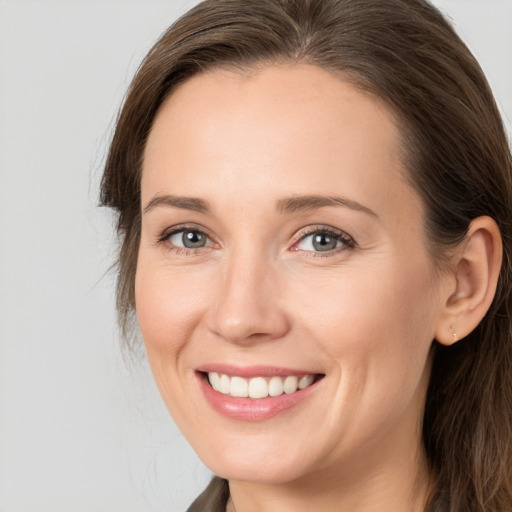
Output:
top-left (197, 373), bottom-right (322, 422)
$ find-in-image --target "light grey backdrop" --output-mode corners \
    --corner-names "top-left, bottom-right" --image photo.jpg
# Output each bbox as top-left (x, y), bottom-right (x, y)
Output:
top-left (0, 1), bottom-right (511, 511)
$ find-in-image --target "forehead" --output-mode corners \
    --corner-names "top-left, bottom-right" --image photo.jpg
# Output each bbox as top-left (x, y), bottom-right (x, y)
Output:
top-left (142, 64), bottom-right (414, 223)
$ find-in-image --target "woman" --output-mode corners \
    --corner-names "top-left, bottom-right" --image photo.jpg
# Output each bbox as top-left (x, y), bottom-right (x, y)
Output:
top-left (100, 0), bottom-right (512, 510)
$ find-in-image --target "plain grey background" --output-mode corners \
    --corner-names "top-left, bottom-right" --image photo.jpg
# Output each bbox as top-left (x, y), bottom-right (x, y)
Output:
top-left (0, 1), bottom-right (511, 511)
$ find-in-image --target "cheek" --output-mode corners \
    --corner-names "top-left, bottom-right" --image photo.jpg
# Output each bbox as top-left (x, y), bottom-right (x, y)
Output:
top-left (135, 257), bottom-right (210, 355)
top-left (289, 261), bottom-right (437, 456)
top-left (290, 259), bottom-right (437, 402)
top-left (134, 256), bottom-right (213, 427)
top-left (294, 260), bottom-right (435, 345)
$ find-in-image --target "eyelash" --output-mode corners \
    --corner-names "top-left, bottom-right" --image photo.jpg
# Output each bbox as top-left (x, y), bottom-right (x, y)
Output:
top-left (157, 224), bottom-right (214, 256)
top-left (292, 226), bottom-right (356, 258)
top-left (157, 224), bottom-right (356, 257)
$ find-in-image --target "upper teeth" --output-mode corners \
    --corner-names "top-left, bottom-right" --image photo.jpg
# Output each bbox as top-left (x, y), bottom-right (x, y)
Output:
top-left (207, 372), bottom-right (315, 399)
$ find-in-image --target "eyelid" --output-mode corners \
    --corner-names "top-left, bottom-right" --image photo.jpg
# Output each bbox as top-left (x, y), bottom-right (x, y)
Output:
top-left (155, 223), bottom-right (355, 256)
top-left (291, 225), bottom-right (356, 255)
top-left (157, 223), bottom-right (217, 250)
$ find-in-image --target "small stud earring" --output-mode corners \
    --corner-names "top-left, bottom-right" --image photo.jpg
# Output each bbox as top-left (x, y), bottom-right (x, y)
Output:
top-left (450, 325), bottom-right (458, 342)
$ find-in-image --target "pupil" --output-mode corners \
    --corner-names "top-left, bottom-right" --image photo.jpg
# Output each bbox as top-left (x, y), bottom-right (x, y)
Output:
top-left (313, 233), bottom-right (337, 251)
top-left (183, 230), bottom-right (206, 248)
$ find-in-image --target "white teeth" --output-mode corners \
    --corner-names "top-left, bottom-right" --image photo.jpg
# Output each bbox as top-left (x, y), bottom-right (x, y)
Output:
top-left (208, 372), bottom-right (316, 399)
top-left (209, 372), bottom-right (220, 391)
top-left (219, 374), bottom-right (231, 394)
top-left (298, 375), bottom-right (314, 389)
top-left (230, 376), bottom-right (249, 397)
top-left (248, 377), bottom-right (268, 399)
top-left (268, 376), bottom-right (284, 396)
top-left (283, 376), bottom-right (298, 394)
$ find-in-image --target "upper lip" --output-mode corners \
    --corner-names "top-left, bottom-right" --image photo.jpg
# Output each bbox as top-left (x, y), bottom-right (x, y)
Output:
top-left (196, 364), bottom-right (323, 378)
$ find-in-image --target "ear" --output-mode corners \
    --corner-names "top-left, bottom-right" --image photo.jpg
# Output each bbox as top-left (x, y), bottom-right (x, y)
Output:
top-left (435, 216), bottom-right (502, 346)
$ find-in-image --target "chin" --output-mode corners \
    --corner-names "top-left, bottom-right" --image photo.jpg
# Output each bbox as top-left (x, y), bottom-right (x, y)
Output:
top-left (194, 436), bottom-right (314, 484)
top-left (210, 461), bottom-right (309, 485)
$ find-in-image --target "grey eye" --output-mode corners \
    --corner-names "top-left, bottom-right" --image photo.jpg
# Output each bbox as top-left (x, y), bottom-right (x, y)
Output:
top-left (296, 230), bottom-right (345, 252)
top-left (311, 233), bottom-right (339, 251)
top-left (169, 229), bottom-right (209, 249)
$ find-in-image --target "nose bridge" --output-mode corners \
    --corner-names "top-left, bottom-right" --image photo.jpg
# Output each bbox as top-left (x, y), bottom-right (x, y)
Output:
top-left (209, 242), bottom-right (288, 343)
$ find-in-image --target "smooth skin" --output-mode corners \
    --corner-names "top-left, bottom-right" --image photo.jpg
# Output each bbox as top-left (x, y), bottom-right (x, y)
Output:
top-left (136, 64), bottom-right (502, 512)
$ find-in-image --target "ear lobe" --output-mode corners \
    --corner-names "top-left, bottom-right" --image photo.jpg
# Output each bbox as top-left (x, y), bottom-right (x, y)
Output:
top-left (435, 216), bottom-right (502, 346)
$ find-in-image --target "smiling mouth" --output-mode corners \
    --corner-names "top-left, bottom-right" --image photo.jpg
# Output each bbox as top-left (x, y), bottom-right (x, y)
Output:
top-left (205, 372), bottom-right (323, 399)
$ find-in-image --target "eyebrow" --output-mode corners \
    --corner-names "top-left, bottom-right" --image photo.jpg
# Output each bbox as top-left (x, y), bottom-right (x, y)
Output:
top-left (143, 195), bottom-right (210, 214)
top-left (277, 195), bottom-right (378, 218)
top-left (143, 193), bottom-right (377, 218)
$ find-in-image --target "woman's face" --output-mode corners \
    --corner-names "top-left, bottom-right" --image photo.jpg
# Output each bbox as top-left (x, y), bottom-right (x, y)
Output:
top-left (136, 65), bottom-right (447, 484)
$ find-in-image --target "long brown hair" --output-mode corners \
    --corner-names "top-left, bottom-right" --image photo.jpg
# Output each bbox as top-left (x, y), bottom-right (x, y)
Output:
top-left (100, 1), bottom-right (512, 509)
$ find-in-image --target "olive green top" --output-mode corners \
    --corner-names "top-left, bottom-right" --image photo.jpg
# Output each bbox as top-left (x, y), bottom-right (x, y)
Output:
top-left (187, 477), bottom-right (230, 512)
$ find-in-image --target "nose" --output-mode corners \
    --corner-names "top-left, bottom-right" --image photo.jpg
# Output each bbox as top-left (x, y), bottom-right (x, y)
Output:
top-left (207, 249), bottom-right (290, 344)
